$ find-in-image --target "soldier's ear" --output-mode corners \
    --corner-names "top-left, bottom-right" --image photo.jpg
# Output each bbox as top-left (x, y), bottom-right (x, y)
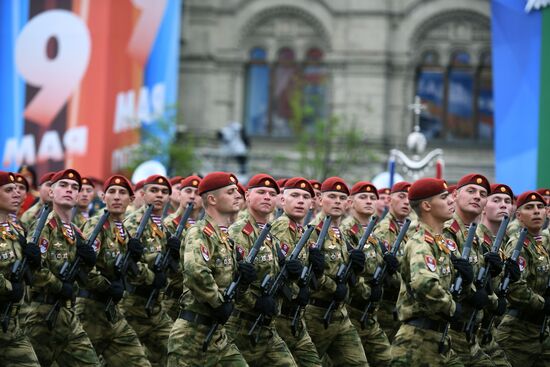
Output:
top-left (100, 192), bottom-right (106, 204)
top-left (420, 199), bottom-right (431, 213)
top-left (129, 195), bottom-right (135, 203)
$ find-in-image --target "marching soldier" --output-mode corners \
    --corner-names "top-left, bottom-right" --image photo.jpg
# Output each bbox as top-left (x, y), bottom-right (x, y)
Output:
top-left (127, 180), bottom-right (145, 214)
top-left (20, 171), bottom-right (55, 232)
top-left (376, 188), bottom-right (391, 219)
top-left (25, 169), bottom-right (101, 366)
top-left (167, 171), bottom-right (254, 366)
top-left (0, 171), bottom-right (41, 366)
top-left (307, 180), bottom-right (322, 222)
top-left (12, 173), bottom-right (30, 224)
top-left (77, 175), bottom-right (151, 366)
top-left (73, 177), bottom-right (95, 228)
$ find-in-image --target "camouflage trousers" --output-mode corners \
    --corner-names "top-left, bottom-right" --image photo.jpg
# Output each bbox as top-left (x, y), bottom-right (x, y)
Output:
top-left (377, 297), bottom-right (401, 342)
top-left (348, 306), bottom-right (392, 367)
top-left (162, 295), bottom-right (180, 321)
top-left (304, 304), bottom-right (369, 366)
top-left (75, 297), bottom-right (151, 367)
top-left (0, 310), bottom-right (40, 367)
top-left (25, 302), bottom-right (100, 367)
top-left (389, 324), bottom-right (464, 367)
top-left (274, 313), bottom-right (323, 367)
top-left (495, 314), bottom-right (550, 367)
top-left (477, 322), bottom-right (511, 367)
top-left (122, 293), bottom-right (173, 367)
top-left (226, 312), bottom-right (298, 367)
top-left (448, 327), bottom-right (494, 366)
top-left (167, 318), bottom-right (248, 367)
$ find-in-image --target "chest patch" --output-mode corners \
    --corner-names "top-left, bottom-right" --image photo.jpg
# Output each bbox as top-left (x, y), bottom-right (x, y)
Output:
top-left (200, 244), bottom-right (210, 262)
top-left (446, 239), bottom-right (457, 252)
top-left (280, 243), bottom-right (290, 256)
top-left (39, 238), bottom-right (49, 254)
top-left (518, 256), bottom-right (526, 272)
top-left (425, 255), bottom-right (437, 272)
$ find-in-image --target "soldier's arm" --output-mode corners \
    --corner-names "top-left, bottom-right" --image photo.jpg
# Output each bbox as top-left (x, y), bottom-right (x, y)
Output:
top-left (28, 223), bottom-right (64, 293)
top-left (228, 227), bottom-right (257, 306)
top-left (81, 218), bottom-right (110, 292)
top-left (123, 213), bottom-right (156, 285)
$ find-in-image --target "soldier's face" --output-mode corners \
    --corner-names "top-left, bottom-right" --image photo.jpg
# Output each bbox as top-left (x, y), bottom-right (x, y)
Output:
top-left (0, 183), bottom-right (21, 213)
top-left (517, 202), bottom-right (546, 233)
top-left (312, 189), bottom-right (322, 211)
top-left (143, 184), bottom-right (170, 211)
top-left (455, 184), bottom-right (488, 217)
top-left (426, 191), bottom-right (455, 222)
top-left (180, 186), bottom-right (199, 207)
top-left (77, 184), bottom-right (94, 207)
top-left (103, 185), bottom-right (133, 215)
top-left (14, 183), bottom-right (27, 207)
top-left (133, 189), bottom-right (145, 209)
top-left (282, 189), bottom-right (312, 221)
top-left (51, 179), bottom-right (79, 208)
top-left (483, 194), bottom-right (512, 223)
top-left (246, 187), bottom-right (277, 216)
top-left (390, 192), bottom-right (411, 219)
top-left (376, 194), bottom-right (389, 214)
top-left (351, 192), bottom-right (377, 217)
top-left (321, 192), bottom-right (348, 217)
top-left (210, 185), bottom-right (241, 215)
top-left (171, 184), bottom-right (181, 206)
top-left (39, 181), bottom-right (52, 202)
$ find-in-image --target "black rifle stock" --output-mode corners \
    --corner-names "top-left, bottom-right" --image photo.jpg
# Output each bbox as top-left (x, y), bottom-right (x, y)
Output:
top-left (359, 218), bottom-right (411, 328)
top-left (201, 223), bottom-right (272, 352)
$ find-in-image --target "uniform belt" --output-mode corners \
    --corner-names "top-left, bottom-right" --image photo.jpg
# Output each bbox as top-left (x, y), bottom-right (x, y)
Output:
top-left (77, 289), bottom-right (108, 303)
top-left (309, 297), bottom-right (332, 309)
top-left (507, 308), bottom-right (545, 325)
top-left (31, 292), bottom-right (58, 305)
top-left (405, 317), bottom-right (447, 333)
top-left (449, 320), bottom-right (467, 332)
top-left (232, 309), bottom-right (271, 326)
top-left (178, 310), bottom-right (214, 326)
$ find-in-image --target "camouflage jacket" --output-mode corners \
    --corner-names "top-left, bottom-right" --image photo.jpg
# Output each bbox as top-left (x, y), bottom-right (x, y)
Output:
top-left (444, 214), bottom-right (485, 274)
top-left (182, 215), bottom-right (238, 317)
top-left (72, 211), bottom-right (88, 230)
top-left (20, 200), bottom-right (43, 234)
top-left (0, 220), bottom-right (27, 297)
top-left (506, 218), bottom-right (522, 239)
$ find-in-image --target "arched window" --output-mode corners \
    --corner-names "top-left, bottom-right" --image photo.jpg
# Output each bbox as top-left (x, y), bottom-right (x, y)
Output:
top-left (302, 48), bottom-right (327, 130)
top-left (415, 51), bottom-right (444, 139)
top-left (446, 50), bottom-right (475, 139)
top-left (244, 47), bottom-right (270, 135)
top-left (477, 51), bottom-right (493, 140)
top-left (270, 47), bottom-right (299, 136)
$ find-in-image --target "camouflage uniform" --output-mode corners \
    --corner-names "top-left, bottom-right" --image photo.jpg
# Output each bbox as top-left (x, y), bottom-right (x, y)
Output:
top-left (76, 214), bottom-right (151, 366)
top-left (122, 205), bottom-right (173, 366)
top-left (0, 220), bottom-right (41, 366)
top-left (225, 215), bottom-right (298, 367)
top-left (443, 214), bottom-right (494, 367)
top-left (390, 222), bottom-right (464, 367)
top-left (495, 231), bottom-right (550, 366)
top-left (270, 213), bottom-right (323, 367)
top-left (73, 211), bottom-right (87, 230)
top-left (341, 215), bottom-right (391, 366)
top-left (506, 219), bottom-right (521, 239)
top-left (20, 200), bottom-right (43, 233)
top-left (25, 211), bottom-right (101, 366)
top-left (167, 214), bottom-right (248, 367)
top-left (304, 216), bottom-right (369, 366)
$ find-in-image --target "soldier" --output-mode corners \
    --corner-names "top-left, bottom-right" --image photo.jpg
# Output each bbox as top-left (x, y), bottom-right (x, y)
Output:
top-left (307, 180), bottom-right (322, 223)
top-left (495, 191), bottom-right (550, 366)
top-left (73, 177), bottom-right (95, 228)
top-left (20, 171), bottom-right (55, 232)
top-left (443, 174), bottom-right (501, 366)
top-left (25, 168), bottom-right (101, 366)
top-left (373, 181), bottom-right (412, 341)
top-left (168, 176), bottom-right (184, 216)
top-left (167, 171), bottom-right (254, 366)
top-left (226, 174), bottom-right (298, 366)
top-left (163, 175), bottom-right (202, 320)
top-left (376, 188), bottom-right (391, 219)
top-left (76, 175), bottom-right (151, 366)
top-left (266, 177), bottom-right (323, 367)
top-left (122, 174), bottom-right (175, 366)
top-left (12, 173), bottom-right (30, 224)
top-left (0, 171), bottom-right (41, 366)
top-left (304, 177), bottom-right (369, 366)
top-left (341, 181), bottom-right (397, 366)
top-left (390, 178), bottom-right (468, 366)
top-left (127, 180), bottom-right (146, 214)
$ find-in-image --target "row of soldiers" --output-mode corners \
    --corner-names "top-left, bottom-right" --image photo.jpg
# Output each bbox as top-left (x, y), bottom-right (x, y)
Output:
top-left (0, 167), bottom-right (549, 367)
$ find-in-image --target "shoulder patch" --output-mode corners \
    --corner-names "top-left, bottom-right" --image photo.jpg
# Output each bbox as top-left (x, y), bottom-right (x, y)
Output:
top-left (242, 222), bottom-right (254, 237)
top-left (424, 231), bottom-right (435, 244)
top-left (288, 220), bottom-right (297, 233)
top-left (280, 243), bottom-right (290, 256)
top-left (524, 237), bottom-right (531, 247)
top-left (39, 238), bottom-right (49, 254)
top-left (425, 255), bottom-right (437, 272)
top-left (518, 256), bottom-right (526, 272)
top-left (236, 245), bottom-right (246, 260)
top-left (200, 244), bottom-right (210, 261)
top-left (482, 233), bottom-right (492, 247)
top-left (47, 217), bottom-right (57, 229)
top-left (445, 239), bottom-right (457, 252)
top-left (203, 222), bottom-right (215, 237)
top-left (103, 219), bottom-right (110, 231)
top-left (449, 220), bottom-right (460, 235)
top-left (91, 239), bottom-right (101, 253)
top-left (316, 221), bottom-right (324, 232)
top-left (350, 223), bottom-right (360, 235)
top-left (389, 220), bottom-right (398, 234)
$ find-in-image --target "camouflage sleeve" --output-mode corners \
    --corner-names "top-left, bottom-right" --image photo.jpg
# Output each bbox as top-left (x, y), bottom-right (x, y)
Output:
top-left (123, 211), bottom-right (156, 285)
top-left (183, 226), bottom-right (223, 308)
top-left (81, 218), bottom-right (110, 292)
top-left (0, 273), bottom-right (11, 296)
top-left (28, 222), bottom-right (63, 294)
top-left (228, 226), bottom-right (257, 308)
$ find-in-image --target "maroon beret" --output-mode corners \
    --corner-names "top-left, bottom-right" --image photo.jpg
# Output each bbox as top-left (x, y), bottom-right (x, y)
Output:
top-left (144, 174), bottom-right (172, 195)
top-left (378, 187), bottom-right (391, 196)
top-left (516, 191), bottom-right (546, 208)
top-left (134, 180), bottom-right (145, 192)
top-left (321, 177), bottom-right (349, 195)
top-left (391, 181), bottom-right (411, 194)
top-left (104, 175), bottom-right (134, 196)
top-left (39, 172), bottom-right (56, 186)
top-left (198, 172), bottom-right (238, 196)
top-left (81, 177), bottom-right (95, 188)
top-left (447, 184), bottom-right (457, 195)
top-left (247, 174), bottom-right (280, 194)
top-left (236, 183), bottom-right (246, 197)
top-left (490, 184), bottom-right (513, 199)
top-left (51, 169), bottom-right (82, 189)
top-left (457, 173), bottom-right (490, 193)
top-left (0, 171), bottom-right (16, 187)
top-left (309, 180), bottom-right (321, 191)
top-left (180, 175), bottom-right (201, 189)
top-left (284, 177), bottom-right (315, 197)
top-left (409, 178), bottom-right (448, 201)
top-left (14, 173), bottom-right (29, 191)
top-left (170, 176), bottom-right (184, 186)
top-left (276, 178), bottom-right (288, 189)
top-left (536, 188), bottom-right (550, 197)
top-left (350, 181), bottom-right (378, 197)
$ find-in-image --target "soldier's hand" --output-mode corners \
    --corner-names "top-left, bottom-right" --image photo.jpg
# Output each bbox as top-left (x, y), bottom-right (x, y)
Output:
top-left (333, 283), bottom-right (348, 302)
top-left (451, 255), bottom-right (474, 286)
top-left (213, 301), bottom-right (234, 324)
top-left (294, 286), bottom-right (310, 307)
top-left (237, 261), bottom-right (257, 287)
top-left (108, 280), bottom-right (125, 304)
top-left (383, 253), bottom-right (400, 275)
top-left (57, 281), bottom-right (74, 301)
top-left (504, 258), bottom-right (521, 283)
top-left (166, 236), bottom-right (181, 260)
top-left (484, 252), bottom-right (504, 277)
top-left (494, 296), bottom-right (507, 316)
top-left (285, 259), bottom-right (303, 280)
top-left (368, 283), bottom-right (383, 303)
top-left (349, 249), bottom-right (366, 273)
top-left (76, 244), bottom-right (97, 267)
top-left (23, 242), bottom-right (41, 269)
top-left (151, 271), bottom-right (167, 290)
top-left (128, 238), bottom-right (144, 262)
top-left (466, 288), bottom-right (489, 310)
top-left (8, 281), bottom-right (24, 302)
top-left (254, 294), bottom-right (277, 317)
top-left (309, 248), bottom-right (325, 277)
top-left (544, 298), bottom-right (550, 316)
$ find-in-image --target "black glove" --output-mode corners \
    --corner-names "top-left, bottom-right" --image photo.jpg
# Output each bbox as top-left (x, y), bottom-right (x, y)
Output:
top-left (447, 302), bottom-right (462, 323)
top-left (151, 271), bottom-right (167, 290)
top-left (57, 281), bottom-right (74, 301)
top-left (504, 258), bottom-right (521, 283)
top-left (9, 281), bottom-right (24, 302)
top-left (466, 288), bottom-right (489, 310)
top-left (494, 296), bottom-right (507, 316)
top-left (76, 244), bottom-right (97, 268)
top-left (333, 283), bottom-right (348, 302)
top-left (383, 253), bottom-right (400, 275)
top-left (368, 283), bottom-right (383, 303)
top-left (166, 236), bottom-right (181, 260)
top-left (23, 242), bottom-right (41, 269)
top-left (237, 262), bottom-right (257, 287)
top-left (285, 259), bottom-right (303, 280)
top-left (451, 256), bottom-right (474, 286)
top-left (107, 280), bottom-right (124, 304)
top-left (254, 294), bottom-right (277, 317)
top-left (294, 286), bottom-right (310, 307)
top-left (484, 252), bottom-right (504, 278)
top-left (544, 298), bottom-right (550, 316)
top-left (309, 248), bottom-right (325, 277)
top-left (349, 249), bottom-right (366, 273)
top-left (213, 301), bottom-right (234, 324)
top-left (127, 238), bottom-right (144, 262)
